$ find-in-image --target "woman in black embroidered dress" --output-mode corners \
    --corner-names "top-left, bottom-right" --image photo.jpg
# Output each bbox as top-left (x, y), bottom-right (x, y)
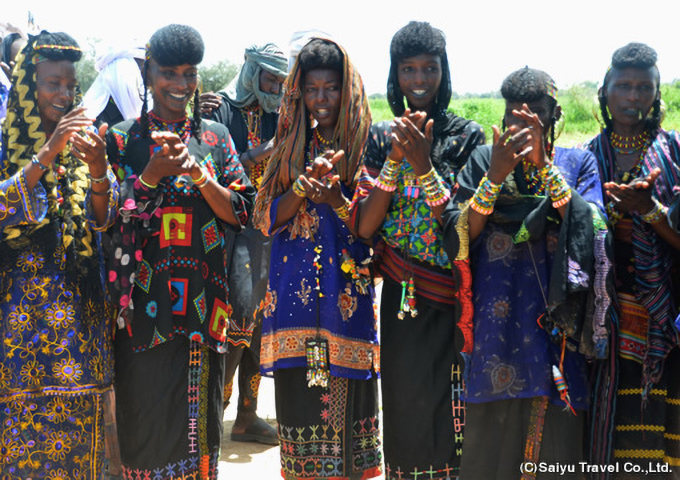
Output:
top-left (106, 24), bottom-right (255, 479)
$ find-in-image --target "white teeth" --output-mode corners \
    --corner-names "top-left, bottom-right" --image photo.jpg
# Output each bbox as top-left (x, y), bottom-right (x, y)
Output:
top-left (170, 93), bottom-right (186, 99)
top-left (412, 90), bottom-right (427, 96)
top-left (317, 109), bottom-right (329, 115)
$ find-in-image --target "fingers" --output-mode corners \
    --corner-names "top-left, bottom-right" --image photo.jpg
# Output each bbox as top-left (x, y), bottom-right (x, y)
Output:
top-left (492, 125), bottom-right (501, 145)
top-left (424, 119), bottom-right (434, 142)
top-left (330, 150), bottom-right (345, 166)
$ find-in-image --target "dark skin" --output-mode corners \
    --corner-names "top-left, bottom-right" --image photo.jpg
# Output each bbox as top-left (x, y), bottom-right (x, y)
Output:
top-left (601, 66), bottom-right (680, 250)
top-left (24, 60), bottom-right (111, 227)
top-left (269, 68), bottom-right (355, 233)
top-left (140, 62), bottom-right (240, 227)
top-left (355, 53), bottom-right (443, 240)
top-left (468, 100), bottom-right (566, 243)
top-left (200, 70), bottom-right (285, 169)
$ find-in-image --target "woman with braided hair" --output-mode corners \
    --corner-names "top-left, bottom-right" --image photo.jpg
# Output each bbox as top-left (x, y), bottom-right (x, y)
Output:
top-left (106, 24), bottom-right (255, 478)
top-left (0, 31), bottom-right (119, 477)
top-left (351, 22), bottom-right (484, 479)
top-left (585, 43), bottom-right (680, 477)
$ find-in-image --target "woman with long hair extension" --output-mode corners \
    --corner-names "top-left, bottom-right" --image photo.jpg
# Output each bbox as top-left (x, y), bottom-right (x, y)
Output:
top-left (0, 30), bottom-right (119, 478)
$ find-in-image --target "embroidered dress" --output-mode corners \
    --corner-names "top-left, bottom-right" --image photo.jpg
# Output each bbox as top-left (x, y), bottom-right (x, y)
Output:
top-left (443, 145), bottom-right (609, 478)
top-left (352, 118), bottom-right (483, 480)
top-left (107, 114), bottom-right (255, 479)
top-left (0, 162), bottom-right (119, 479)
top-left (254, 38), bottom-right (380, 479)
top-left (261, 143), bottom-right (381, 478)
top-left (586, 129), bottom-right (680, 472)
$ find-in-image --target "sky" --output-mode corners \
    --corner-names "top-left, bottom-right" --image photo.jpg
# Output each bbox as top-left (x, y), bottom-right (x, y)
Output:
top-left (4, 0), bottom-right (679, 96)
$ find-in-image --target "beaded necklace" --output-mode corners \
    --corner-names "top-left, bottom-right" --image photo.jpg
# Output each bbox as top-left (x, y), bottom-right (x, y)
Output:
top-left (610, 130), bottom-right (650, 155)
top-left (307, 128), bottom-right (334, 164)
top-left (613, 140), bottom-right (650, 183)
top-left (148, 110), bottom-right (191, 144)
top-left (521, 149), bottom-right (555, 196)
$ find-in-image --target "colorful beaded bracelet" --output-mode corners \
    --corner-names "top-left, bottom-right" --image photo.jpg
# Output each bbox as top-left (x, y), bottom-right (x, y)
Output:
top-left (470, 175), bottom-right (502, 215)
top-left (640, 198), bottom-right (668, 224)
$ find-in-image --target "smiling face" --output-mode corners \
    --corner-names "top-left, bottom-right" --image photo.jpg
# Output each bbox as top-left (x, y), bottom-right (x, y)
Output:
top-left (35, 59), bottom-right (77, 135)
top-left (147, 59), bottom-right (199, 120)
top-left (303, 68), bottom-right (342, 138)
top-left (604, 66), bottom-right (658, 131)
top-left (397, 53), bottom-right (442, 114)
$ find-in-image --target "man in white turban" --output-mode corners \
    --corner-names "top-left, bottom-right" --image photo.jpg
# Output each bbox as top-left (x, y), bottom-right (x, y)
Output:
top-left (82, 43), bottom-right (145, 126)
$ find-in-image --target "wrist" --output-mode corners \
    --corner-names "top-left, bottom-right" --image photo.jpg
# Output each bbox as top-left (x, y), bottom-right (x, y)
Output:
top-left (139, 173), bottom-right (159, 188)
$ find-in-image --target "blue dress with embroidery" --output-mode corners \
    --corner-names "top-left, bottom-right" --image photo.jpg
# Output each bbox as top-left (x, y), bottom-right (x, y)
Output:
top-left (260, 183), bottom-right (379, 381)
top-left (0, 147), bottom-right (119, 478)
top-left (454, 146), bottom-right (604, 410)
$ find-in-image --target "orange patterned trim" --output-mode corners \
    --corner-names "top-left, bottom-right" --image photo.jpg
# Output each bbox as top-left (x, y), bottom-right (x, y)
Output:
top-left (261, 328), bottom-right (376, 372)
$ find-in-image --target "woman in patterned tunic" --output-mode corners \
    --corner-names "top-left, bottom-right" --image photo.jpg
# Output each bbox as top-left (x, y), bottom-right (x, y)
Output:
top-left (253, 38), bottom-right (381, 479)
top-left (351, 22), bottom-right (484, 480)
top-left (0, 31), bottom-right (119, 478)
top-left (585, 42), bottom-right (680, 478)
top-left (106, 25), bottom-right (255, 479)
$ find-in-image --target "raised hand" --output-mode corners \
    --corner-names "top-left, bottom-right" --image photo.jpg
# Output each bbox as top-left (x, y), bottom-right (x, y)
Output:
top-left (70, 123), bottom-right (109, 177)
top-left (391, 111), bottom-right (433, 176)
top-left (487, 124), bottom-right (532, 185)
top-left (45, 107), bottom-right (95, 159)
top-left (305, 149), bottom-right (344, 180)
top-left (512, 103), bottom-right (549, 169)
top-left (141, 132), bottom-right (192, 185)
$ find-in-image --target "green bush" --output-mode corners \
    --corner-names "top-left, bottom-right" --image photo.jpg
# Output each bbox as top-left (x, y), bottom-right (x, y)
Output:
top-left (369, 83), bottom-right (680, 147)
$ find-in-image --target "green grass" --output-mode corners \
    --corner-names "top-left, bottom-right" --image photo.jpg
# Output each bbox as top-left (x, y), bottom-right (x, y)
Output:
top-left (369, 83), bottom-right (680, 147)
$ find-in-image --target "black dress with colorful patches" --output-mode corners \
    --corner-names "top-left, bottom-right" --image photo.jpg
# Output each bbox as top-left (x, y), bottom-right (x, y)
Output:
top-left (0, 167), bottom-right (119, 478)
top-left (106, 114), bottom-right (255, 479)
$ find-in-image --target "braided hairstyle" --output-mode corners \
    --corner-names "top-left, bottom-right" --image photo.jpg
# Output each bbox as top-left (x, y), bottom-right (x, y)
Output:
top-left (598, 42), bottom-right (661, 136)
top-left (387, 21), bottom-right (451, 119)
top-left (500, 67), bottom-right (560, 159)
top-left (0, 31), bottom-right (101, 285)
top-left (141, 24), bottom-right (204, 140)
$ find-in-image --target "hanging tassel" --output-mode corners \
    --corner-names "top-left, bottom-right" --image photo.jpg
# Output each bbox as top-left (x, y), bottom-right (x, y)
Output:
top-left (398, 280), bottom-right (407, 319)
top-left (407, 276), bottom-right (418, 318)
top-left (552, 365), bottom-right (577, 416)
top-left (306, 336), bottom-right (329, 388)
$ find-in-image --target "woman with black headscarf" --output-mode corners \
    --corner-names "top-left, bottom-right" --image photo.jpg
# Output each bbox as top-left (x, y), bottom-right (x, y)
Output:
top-left (351, 21), bottom-right (485, 479)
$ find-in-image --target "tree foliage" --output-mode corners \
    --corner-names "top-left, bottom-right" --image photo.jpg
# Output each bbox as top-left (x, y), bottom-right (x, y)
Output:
top-left (199, 60), bottom-right (238, 94)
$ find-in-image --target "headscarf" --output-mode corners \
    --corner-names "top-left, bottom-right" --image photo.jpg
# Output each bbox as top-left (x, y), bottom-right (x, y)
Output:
top-left (223, 43), bottom-right (287, 113)
top-left (253, 38), bottom-right (371, 233)
top-left (82, 43), bottom-right (145, 120)
top-left (0, 31), bottom-right (97, 280)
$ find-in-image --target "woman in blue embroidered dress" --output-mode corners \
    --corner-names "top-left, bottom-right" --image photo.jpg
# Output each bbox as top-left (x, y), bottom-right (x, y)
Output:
top-left (0, 31), bottom-right (119, 478)
top-left (585, 43), bottom-right (680, 478)
top-left (106, 25), bottom-right (255, 479)
top-left (253, 38), bottom-right (381, 479)
top-left (442, 68), bottom-right (609, 479)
